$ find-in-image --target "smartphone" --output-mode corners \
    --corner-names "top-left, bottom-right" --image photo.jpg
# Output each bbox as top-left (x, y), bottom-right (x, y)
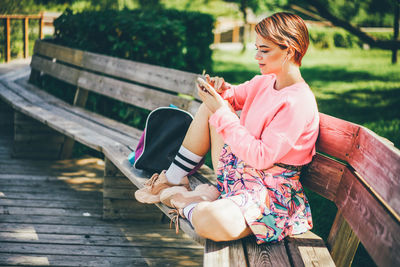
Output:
top-left (196, 77), bottom-right (213, 94)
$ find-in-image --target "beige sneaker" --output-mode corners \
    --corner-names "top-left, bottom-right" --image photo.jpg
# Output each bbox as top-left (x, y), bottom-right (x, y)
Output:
top-left (134, 170), bottom-right (191, 204)
top-left (160, 184), bottom-right (220, 208)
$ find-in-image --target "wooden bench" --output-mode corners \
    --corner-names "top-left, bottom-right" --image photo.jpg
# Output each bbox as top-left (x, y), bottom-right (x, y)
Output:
top-left (0, 39), bottom-right (399, 267)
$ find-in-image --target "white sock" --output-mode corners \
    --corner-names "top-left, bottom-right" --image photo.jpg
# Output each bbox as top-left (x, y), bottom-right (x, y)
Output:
top-left (165, 146), bottom-right (203, 184)
top-left (183, 202), bottom-right (198, 225)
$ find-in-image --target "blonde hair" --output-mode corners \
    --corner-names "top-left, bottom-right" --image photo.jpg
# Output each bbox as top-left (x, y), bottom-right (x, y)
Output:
top-left (255, 12), bottom-right (309, 66)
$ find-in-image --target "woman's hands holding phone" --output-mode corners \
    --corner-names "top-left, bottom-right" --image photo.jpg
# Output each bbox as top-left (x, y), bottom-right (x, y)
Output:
top-left (196, 77), bottom-right (227, 113)
top-left (204, 74), bottom-right (230, 94)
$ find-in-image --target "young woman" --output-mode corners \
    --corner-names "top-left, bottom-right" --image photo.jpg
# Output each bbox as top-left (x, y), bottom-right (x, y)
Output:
top-left (135, 12), bottom-right (319, 244)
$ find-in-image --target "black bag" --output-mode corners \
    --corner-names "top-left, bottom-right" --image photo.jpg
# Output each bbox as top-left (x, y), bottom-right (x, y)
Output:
top-left (130, 106), bottom-right (199, 173)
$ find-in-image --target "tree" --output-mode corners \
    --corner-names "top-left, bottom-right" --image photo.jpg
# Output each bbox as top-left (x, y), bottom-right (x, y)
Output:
top-left (276, 0), bottom-right (400, 63)
top-left (222, 0), bottom-right (262, 51)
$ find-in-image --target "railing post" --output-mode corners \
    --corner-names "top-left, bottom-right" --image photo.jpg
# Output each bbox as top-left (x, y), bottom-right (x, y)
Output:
top-left (23, 17), bottom-right (29, 58)
top-left (232, 24), bottom-right (239, 43)
top-left (5, 17), bottom-right (11, 63)
top-left (39, 13), bottom-right (44, 39)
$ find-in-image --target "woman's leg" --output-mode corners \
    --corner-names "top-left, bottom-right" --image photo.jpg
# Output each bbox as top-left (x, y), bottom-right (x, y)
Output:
top-left (182, 103), bottom-right (227, 171)
top-left (191, 198), bottom-right (252, 241)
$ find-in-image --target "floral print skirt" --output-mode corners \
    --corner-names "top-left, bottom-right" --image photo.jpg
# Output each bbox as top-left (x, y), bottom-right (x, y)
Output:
top-left (216, 144), bottom-right (313, 244)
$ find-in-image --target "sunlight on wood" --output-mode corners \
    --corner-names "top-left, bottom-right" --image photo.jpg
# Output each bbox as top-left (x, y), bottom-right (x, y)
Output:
top-left (6, 256), bottom-right (49, 266)
top-left (57, 176), bottom-right (102, 184)
top-left (76, 158), bottom-right (104, 166)
top-left (0, 231), bottom-right (39, 241)
top-left (298, 246), bottom-right (335, 267)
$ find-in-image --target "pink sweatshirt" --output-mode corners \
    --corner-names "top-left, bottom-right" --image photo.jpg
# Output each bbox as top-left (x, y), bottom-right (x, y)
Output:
top-left (209, 74), bottom-right (319, 169)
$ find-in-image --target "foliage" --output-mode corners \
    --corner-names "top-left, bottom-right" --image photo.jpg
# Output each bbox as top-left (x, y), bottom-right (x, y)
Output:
top-left (53, 8), bottom-right (214, 73)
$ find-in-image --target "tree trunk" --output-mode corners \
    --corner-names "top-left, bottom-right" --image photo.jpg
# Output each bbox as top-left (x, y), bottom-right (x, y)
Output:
top-left (392, 0), bottom-right (399, 64)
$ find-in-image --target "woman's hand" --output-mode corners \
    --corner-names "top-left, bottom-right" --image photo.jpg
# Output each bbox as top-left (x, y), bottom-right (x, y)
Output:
top-left (205, 74), bottom-right (230, 94)
top-left (197, 79), bottom-right (227, 113)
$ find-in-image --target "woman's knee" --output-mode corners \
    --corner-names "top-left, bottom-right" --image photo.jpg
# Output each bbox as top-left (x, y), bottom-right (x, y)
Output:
top-left (191, 200), bottom-right (251, 242)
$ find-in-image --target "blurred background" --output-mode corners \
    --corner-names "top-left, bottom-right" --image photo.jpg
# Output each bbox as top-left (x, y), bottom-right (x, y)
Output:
top-left (1, 1), bottom-right (399, 267)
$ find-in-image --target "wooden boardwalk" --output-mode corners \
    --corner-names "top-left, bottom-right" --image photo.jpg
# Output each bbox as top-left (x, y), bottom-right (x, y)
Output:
top-left (0, 62), bottom-right (203, 267)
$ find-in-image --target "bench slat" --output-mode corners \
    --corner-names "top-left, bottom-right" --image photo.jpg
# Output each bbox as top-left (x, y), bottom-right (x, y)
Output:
top-left (335, 168), bottom-right (400, 267)
top-left (317, 113), bottom-right (359, 162)
top-left (77, 70), bottom-right (195, 112)
top-left (204, 239), bottom-right (246, 267)
top-left (302, 153), bottom-right (346, 201)
top-left (286, 231), bottom-right (336, 267)
top-left (31, 55), bottom-right (80, 86)
top-left (82, 51), bottom-right (200, 98)
top-left (34, 40), bottom-right (84, 67)
top-left (349, 126), bottom-right (400, 219)
top-left (244, 236), bottom-right (291, 266)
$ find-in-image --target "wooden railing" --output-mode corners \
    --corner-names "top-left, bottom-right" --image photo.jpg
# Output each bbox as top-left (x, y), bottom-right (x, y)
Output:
top-left (1, 14), bottom-right (44, 63)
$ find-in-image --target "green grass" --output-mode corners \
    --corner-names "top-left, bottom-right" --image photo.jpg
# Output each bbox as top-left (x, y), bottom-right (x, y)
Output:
top-left (211, 46), bottom-right (400, 267)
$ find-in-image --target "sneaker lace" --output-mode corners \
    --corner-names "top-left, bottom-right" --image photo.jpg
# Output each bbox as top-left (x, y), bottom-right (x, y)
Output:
top-left (145, 172), bottom-right (160, 188)
top-left (169, 205), bottom-right (182, 234)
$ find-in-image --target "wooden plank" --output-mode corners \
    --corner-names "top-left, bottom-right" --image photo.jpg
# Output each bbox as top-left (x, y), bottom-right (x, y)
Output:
top-left (0, 254), bottom-right (149, 267)
top-left (0, 242), bottom-right (202, 258)
top-left (317, 113), bottom-right (359, 162)
top-left (0, 231), bottom-right (201, 249)
top-left (81, 45), bottom-right (200, 97)
top-left (0, 198), bottom-right (101, 209)
top-left (335, 168), bottom-right (400, 267)
top-left (0, 206), bottom-right (102, 218)
top-left (30, 55), bottom-right (81, 86)
top-left (244, 235), bottom-right (291, 266)
top-left (23, 18), bottom-right (29, 58)
top-left (77, 70), bottom-right (195, 112)
top-left (5, 18), bottom-right (10, 63)
top-left (33, 40), bottom-right (84, 67)
top-left (286, 231), bottom-right (335, 267)
top-left (349, 126), bottom-right (400, 219)
top-left (204, 239), bottom-right (247, 267)
top-left (301, 153), bottom-right (346, 201)
top-left (327, 211), bottom-right (360, 267)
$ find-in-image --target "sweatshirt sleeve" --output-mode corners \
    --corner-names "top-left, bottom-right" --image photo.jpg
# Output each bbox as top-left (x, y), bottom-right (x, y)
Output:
top-left (209, 96), bottom-right (310, 169)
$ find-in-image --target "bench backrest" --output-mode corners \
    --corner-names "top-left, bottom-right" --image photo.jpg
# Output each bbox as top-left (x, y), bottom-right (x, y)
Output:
top-left (31, 40), bottom-right (202, 115)
top-left (30, 40), bottom-right (400, 267)
top-left (303, 113), bottom-right (400, 266)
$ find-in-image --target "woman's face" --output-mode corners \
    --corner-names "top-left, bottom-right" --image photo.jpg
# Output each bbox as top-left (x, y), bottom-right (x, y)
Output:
top-left (254, 34), bottom-right (288, 75)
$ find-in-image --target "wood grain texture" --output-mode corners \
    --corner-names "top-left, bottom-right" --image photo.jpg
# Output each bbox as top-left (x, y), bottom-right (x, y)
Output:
top-left (34, 40), bottom-right (201, 98)
top-left (349, 126), bottom-right (400, 219)
top-left (82, 50), bottom-right (200, 97)
top-left (204, 239), bottom-right (247, 267)
top-left (317, 113), bottom-right (359, 162)
top-left (286, 231), bottom-right (335, 267)
top-left (30, 55), bottom-right (81, 86)
top-left (327, 211), bottom-right (360, 267)
top-left (77, 70), bottom-right (195, 112)
top-left (301, 153), bottom-right (346, 201)
top-left (33, 40), bottom-right (84, 67)
top-left (243, 236), bottom-right (291, 266)
top-left (335, 168), bottom-right (400, 267)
